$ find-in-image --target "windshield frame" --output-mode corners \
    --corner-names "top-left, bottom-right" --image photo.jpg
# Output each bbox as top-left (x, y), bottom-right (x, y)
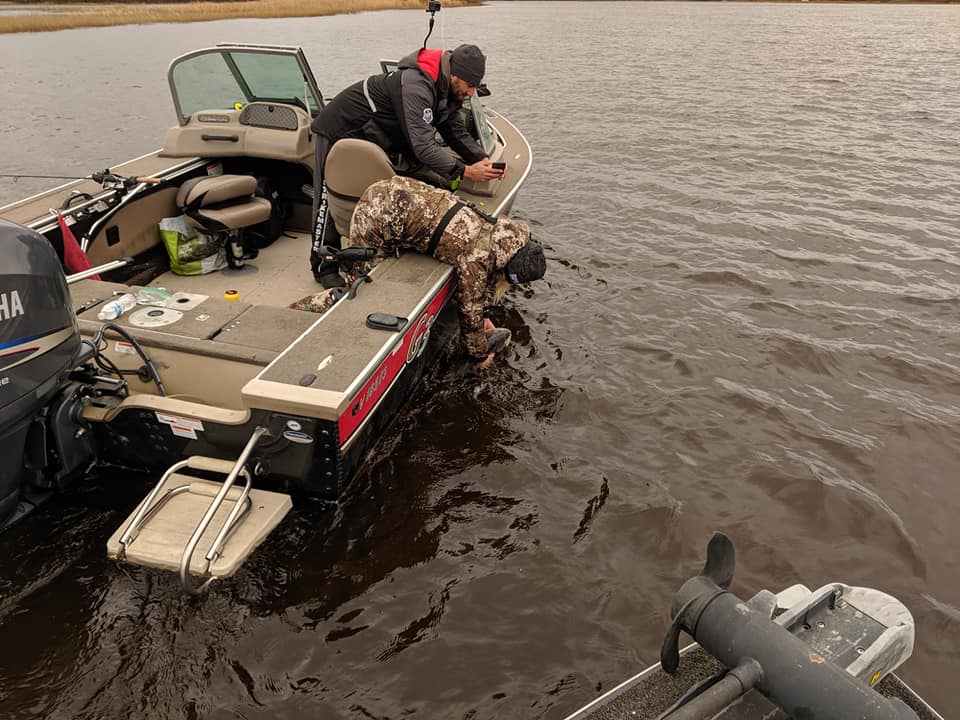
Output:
top-left (167, 44), bottom-right (325, 126)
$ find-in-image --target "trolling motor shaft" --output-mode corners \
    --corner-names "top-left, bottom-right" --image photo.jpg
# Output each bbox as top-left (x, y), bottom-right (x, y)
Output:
top-left (661, 533), bottom-right (918, 720)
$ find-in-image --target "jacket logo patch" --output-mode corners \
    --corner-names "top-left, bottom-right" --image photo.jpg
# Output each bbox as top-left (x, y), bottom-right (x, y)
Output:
top-left (422, 108), bottom-right (434, 124)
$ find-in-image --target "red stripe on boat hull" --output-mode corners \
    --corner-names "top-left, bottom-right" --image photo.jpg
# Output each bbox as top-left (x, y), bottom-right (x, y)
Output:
top-left (337, 277), bottom-right (455, 444)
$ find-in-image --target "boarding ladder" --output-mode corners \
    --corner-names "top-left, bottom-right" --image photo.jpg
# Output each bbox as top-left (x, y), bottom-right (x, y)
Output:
top-left (106, 427), bottom-right (291, 594)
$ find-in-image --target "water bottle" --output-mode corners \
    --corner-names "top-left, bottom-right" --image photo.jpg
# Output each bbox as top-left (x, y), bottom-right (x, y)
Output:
top-left (97, 293), bottom-right (137, 321)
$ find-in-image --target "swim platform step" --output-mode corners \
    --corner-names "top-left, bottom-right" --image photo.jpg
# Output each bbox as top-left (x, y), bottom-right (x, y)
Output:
top-left (107, 432), bottom-right (290, 592)
top-left (107, 473), bottom-right (291, 577)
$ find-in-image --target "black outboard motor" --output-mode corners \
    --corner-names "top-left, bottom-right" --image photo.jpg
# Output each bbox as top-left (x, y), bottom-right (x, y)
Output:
top-left (0, 219), bottom-right (94, 529)
top-left (659, 533), bottom-right (919, 720)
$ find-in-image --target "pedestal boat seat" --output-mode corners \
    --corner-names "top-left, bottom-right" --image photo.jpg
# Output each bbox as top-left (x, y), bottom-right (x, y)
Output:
top-left (325, 139), bottom-right (396, 238)
top-left (176, 174), bottom-right (272, 270)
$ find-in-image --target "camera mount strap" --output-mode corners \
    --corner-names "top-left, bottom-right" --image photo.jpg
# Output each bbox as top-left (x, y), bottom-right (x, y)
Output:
top-left (427, 201), bottom-right (466, 255)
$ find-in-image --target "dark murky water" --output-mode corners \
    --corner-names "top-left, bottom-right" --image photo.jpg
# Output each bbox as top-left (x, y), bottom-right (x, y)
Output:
top-left (1, 2), bottom-right (959, 718)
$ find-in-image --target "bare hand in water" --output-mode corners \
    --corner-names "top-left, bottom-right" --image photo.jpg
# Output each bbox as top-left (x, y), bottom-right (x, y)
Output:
top-left (475, 318), bottom-right (497, 368)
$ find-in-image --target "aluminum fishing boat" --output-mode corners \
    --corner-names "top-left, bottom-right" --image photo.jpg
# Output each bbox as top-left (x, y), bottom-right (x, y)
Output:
top-left (0, 41), bottom-right (531, 593)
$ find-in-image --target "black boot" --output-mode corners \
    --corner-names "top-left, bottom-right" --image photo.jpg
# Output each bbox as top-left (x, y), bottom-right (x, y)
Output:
top-left (313, 260), bottom-right (346, 289)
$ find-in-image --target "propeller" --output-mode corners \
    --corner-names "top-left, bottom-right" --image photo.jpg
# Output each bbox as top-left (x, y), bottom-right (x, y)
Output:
top-left (660, 532), bottom-right (736, 674)
top-left (702, 532), bottom-right (735, 589)
top-left (660, 597), bottom-right (697, 674)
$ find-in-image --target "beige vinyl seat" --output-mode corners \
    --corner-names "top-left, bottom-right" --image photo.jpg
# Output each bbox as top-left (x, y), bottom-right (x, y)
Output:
top-left (325, 139), bottom-right (396, 237)
top-left (177, 175), bottom-right (272, 232)
top-left (176, 174), bottom-right (272, 271)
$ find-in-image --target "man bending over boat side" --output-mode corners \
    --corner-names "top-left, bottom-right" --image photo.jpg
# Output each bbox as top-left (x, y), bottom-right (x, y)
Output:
top-left (309, 44), bottom-right (504, 288)
top-left (347, 176), bottom-right (546, 368)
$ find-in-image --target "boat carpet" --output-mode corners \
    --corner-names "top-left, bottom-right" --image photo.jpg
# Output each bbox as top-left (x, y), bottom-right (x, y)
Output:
top-left (256, 252), bottom-right (450, 393)
top-left (69, 278), bottom-right (316, 361)
top-left (147, 230), bottom-right (318, 309)
top-left (69, 252), bottom-right (452, 418)
top-left (236, 252), bottom-right (453, 422)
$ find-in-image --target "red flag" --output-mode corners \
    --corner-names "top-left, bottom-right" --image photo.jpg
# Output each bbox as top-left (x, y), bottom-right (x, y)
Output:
top-left (57, 212), bottom-right (99, 280)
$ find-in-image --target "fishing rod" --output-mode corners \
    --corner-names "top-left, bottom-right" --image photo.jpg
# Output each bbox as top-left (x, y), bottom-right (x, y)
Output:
top-left (1, 173), bottom-right (92, 181)
top-left (0, 171), bottom-right (162, 185)
top-left (3, 169), bottom-right (165, 254)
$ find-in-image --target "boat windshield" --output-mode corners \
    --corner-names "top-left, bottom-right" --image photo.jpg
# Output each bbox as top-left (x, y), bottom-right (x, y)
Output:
top-left (168, 46), bottom-right (324, 125)
top-left (469, 96), bottom-right (497, 156)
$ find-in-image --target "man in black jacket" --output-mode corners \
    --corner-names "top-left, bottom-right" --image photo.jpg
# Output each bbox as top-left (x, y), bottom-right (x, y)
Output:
top-left (309, 44), bottom-right (504, 288)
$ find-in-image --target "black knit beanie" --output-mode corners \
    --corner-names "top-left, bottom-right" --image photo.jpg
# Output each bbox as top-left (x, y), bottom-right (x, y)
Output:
top-left (506, 242), bottom-right (546, 284)
top-left (450, 44), bottom-right (486, 86)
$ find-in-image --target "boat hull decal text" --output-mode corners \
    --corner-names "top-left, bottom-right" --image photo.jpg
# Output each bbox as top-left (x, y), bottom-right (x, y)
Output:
top-left (155, 411), bottom-right (205, 440)
top-left (338, 277), bottom-right (454, 444)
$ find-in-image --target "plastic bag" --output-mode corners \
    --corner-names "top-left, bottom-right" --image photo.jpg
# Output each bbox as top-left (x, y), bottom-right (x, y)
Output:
top-left (158, 216), bottom-right (227, 276)
top-left (136, 287), bottom-right (173, 306)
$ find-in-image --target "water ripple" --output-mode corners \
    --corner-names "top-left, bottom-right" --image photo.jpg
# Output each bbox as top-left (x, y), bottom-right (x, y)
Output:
top-left (2, 2), bottom-right (960, 718)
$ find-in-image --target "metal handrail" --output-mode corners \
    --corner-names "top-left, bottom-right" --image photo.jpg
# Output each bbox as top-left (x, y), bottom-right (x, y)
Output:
top-left (179, 467), bottom-right (251, 590)
top-left (179, 427), bottom-right (268, 594)
top-left (82, 179), bottom-right (155, 252)
top-left (121, 484), bottom-right (193, 553)
top-left (203, 481), bottom-right (253, 565)
top-left (117, 458), bottom-right (193, 553)
top-left (66, 256), bottom-right (134, 284)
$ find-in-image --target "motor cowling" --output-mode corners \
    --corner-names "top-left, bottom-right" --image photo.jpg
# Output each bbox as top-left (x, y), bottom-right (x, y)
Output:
top-left (0, 219), bottom-right (83, 526)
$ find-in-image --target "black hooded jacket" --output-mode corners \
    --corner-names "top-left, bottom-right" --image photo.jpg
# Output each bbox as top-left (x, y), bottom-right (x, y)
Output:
top-left (310, 48), bottom-right (487, 184)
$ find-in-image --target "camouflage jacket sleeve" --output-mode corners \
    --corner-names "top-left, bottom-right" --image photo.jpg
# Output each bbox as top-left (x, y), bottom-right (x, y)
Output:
top-left (455, 255), bottom-right (491, 358)
top-left (348, 197), bottom-right (380, 248)
top-left (349, 189), bottom-right (406, 252)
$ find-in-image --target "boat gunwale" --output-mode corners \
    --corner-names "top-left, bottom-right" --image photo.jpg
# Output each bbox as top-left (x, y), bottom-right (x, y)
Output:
top-left (561, 642), bottom-right (946, 720)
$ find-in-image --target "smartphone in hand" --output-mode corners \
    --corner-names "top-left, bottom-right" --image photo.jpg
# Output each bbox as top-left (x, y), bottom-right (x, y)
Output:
top-left (491, 161), bottom-right (506, 170)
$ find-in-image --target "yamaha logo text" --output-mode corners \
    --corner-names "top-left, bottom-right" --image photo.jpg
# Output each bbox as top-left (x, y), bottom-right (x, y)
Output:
top-left (0, 290), bottom-right (25, 322)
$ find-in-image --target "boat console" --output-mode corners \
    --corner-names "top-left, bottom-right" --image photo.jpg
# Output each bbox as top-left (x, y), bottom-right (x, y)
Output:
top-left (161, 102), bottom-right (314, 163)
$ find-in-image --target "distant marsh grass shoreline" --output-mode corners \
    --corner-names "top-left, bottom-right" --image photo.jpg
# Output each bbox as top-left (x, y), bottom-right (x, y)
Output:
top-left (1, 0), bottom-right (956, 34)
top-left (0, 0), bottom-right (480, 34)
